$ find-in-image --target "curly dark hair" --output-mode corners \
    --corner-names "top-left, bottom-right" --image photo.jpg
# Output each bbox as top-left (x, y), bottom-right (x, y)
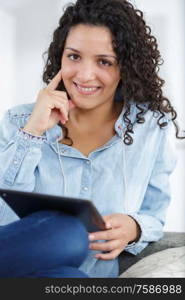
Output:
top-left (43, 0), bottom-right (184, 145)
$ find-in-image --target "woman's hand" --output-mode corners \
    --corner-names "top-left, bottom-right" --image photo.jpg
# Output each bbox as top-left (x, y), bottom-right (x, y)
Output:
top-left (89, 213), bottom-right (141, 260)
top-left (23, 69), bottom-right (75, 136)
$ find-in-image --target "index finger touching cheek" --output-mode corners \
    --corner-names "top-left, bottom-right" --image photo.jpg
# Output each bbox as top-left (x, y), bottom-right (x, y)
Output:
top-left (47, 69), bottom-right (63, 91)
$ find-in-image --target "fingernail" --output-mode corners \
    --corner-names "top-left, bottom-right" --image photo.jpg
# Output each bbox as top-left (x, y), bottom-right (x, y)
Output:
top-left (89, 234), bottom-right (94, 241)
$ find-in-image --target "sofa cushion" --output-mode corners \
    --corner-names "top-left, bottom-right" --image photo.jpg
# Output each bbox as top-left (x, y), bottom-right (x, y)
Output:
top-left (119, 232), bottom-right (185, 275)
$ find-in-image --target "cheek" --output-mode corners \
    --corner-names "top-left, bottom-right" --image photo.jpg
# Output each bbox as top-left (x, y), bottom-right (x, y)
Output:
top-left (61, 66), bottom-right (74, 82)
top-left (99, 68), bottom-right (120, 88)
top-left (104, 74), bottom-right (120, 90)
top-left (61, 57), bottom-right (76, 81)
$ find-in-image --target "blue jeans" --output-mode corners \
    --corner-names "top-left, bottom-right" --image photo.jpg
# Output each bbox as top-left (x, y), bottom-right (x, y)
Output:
top-left (0, 210), bottom-right (89, 278)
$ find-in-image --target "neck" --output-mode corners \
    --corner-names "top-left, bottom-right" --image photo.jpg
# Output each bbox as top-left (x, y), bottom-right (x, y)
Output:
top-left (70, 101), bottom-right (123, 131)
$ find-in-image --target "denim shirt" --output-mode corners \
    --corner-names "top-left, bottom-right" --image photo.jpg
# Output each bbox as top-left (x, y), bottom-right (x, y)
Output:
top-left (0, 102), bottom-right (177, 277)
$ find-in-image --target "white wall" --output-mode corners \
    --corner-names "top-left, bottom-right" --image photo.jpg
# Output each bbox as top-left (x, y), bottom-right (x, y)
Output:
top-left (0, 0), bottom-right (69, 117)
top-left (0, 9), bottom-right (16, 116)
top-left (0, 0), bottom-right (184, 232)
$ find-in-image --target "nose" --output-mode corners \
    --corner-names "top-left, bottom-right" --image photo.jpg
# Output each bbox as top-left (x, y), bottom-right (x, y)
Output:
top-left (76, 61), bottom-right (96, 83)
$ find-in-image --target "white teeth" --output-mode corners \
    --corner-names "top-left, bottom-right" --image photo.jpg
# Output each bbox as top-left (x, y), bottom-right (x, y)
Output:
top-left (82, 87), bottom-right (96, 92)
top-left (76, 84), bottom-right (98, 92)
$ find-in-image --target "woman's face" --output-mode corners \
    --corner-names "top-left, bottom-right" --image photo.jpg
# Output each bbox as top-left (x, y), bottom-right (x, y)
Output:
top-left (61, 24), bottom-right (121, 110)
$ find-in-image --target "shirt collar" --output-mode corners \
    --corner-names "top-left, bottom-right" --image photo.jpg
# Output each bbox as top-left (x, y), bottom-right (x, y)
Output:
top-left (114, 102), bottom-right (137, 138)
top-left (114, 107), bottom-right (126, 138)
top-left (46, 102), bottom-right (137, 142)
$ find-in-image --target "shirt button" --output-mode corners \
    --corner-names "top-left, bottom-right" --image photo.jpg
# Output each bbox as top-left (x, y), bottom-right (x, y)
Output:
top-left (13, 160), bottom-right (18, 165)
top-left (83, 187), bottom-right (88, 191)
top-left (61, 149), bottom-right (66, 154)
top-left (86, 161), bottom-right (90, 165)
top-left (24, 135), bottom-right (28, 140)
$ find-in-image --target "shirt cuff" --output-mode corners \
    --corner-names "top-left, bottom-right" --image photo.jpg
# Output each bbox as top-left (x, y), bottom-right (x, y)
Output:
top-left (18, 128), bottom-right (47, 145)
top-left (124, 213), bottom-right (150, 255)
top-left (3, 129), bottom-right (45, 186)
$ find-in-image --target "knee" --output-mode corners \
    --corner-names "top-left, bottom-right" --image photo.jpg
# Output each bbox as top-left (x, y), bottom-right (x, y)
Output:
top-left (59, 214), bottom-right (89, 267)
top-left (42, 212), bottom-right (89, 267)
top-left (24, 211), bottom-right (89, 268)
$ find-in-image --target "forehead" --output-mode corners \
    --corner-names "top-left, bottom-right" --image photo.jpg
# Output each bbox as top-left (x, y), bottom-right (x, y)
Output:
top-left (65, 24), bottom-right (114, 54)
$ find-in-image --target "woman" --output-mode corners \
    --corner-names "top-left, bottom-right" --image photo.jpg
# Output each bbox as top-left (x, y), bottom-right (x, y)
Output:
top-left (0, 0), bottom-right (183, 278)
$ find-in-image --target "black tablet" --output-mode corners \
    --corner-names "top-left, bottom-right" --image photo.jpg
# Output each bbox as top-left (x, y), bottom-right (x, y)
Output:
top-left (0, 188), bottom-right (106, 232)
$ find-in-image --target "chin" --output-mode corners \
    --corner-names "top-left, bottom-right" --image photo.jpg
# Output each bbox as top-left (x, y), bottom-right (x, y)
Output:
top-left (75, 103), bottom-right (94, 110)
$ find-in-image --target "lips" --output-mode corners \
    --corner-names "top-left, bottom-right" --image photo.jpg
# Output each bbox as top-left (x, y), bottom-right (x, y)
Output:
top-left (73, 82), bottom-right (101, 95)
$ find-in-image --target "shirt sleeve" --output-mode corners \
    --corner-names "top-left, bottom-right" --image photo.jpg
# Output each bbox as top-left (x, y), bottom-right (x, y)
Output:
top-left (0, 109), bottom-right (46, 191)
top-left (124, 121), bottom-right (177, 255)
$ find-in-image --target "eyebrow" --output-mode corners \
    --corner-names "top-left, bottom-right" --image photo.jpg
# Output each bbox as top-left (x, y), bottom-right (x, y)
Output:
top-left (65, 47), bottom-right (117, 60)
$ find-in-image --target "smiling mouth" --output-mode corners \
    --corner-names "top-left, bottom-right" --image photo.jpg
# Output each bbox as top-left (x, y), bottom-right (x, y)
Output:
top-left (73, 82), bottom-right (101, 95)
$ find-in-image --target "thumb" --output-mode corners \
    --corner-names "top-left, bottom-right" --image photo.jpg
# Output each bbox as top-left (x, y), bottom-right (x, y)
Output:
top-left (103, 214), bottom-right (123, 229)
top-left (103, 215), bottom-right (113, 229)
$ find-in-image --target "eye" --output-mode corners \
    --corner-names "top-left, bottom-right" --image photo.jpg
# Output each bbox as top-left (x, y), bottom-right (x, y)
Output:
top-left (67, 54), bottom-right (80, 61)
top-left (99, 59), bottom-right (113, 67)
